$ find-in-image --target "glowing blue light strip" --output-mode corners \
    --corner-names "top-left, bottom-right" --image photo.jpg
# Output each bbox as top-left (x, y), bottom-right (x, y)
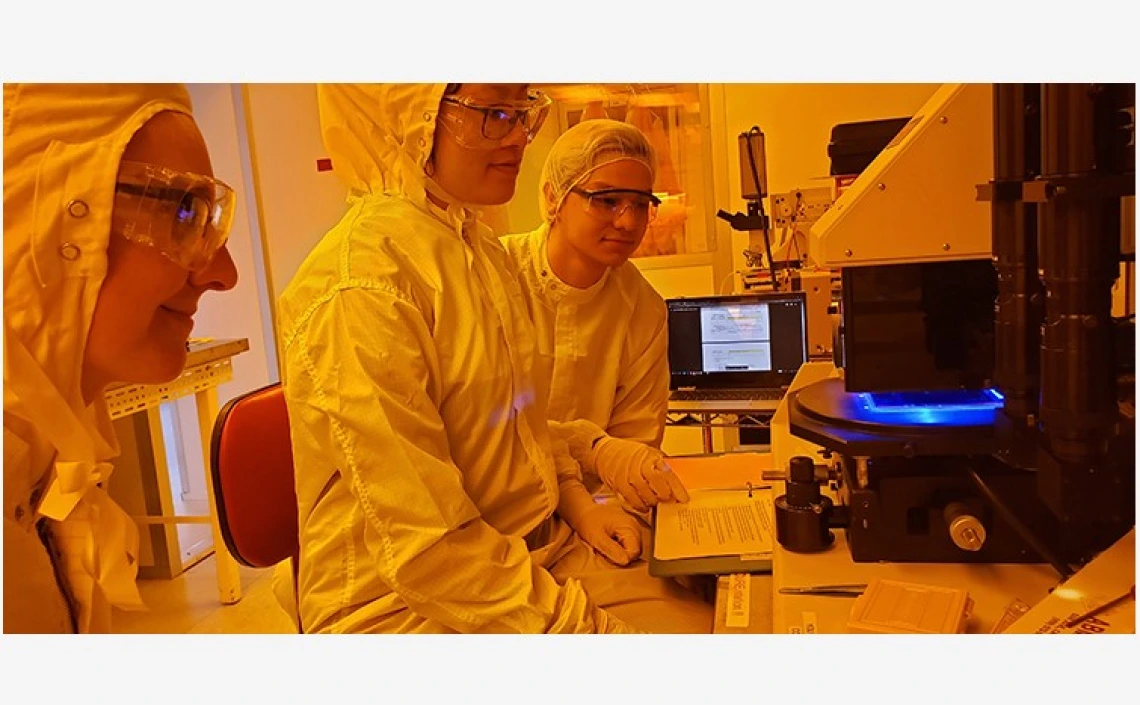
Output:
top-left (861, 388), bottom-right (1005, 412)
top-left (849, 388), bottom-right (1005, 428)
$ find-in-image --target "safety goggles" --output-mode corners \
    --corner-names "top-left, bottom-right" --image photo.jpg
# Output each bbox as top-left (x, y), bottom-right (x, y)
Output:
top-left (112, 161), bottom-right (235, 272)
top-left (570, 187), bottom-right (661, 225)
top-left (438, 91), bottom-right (552, 147)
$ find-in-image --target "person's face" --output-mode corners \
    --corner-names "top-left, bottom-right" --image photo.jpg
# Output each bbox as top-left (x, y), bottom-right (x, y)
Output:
top-left (552, 158), bottom-right (655, 271)
top-left (83, 111), bottom-right (238, 396)
top-left (430, 83), bottom-right (532, 205)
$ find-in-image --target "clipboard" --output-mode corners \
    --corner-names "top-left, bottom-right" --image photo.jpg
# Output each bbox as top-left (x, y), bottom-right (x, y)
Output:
top-left (647, 484), bottom-right (775, 578)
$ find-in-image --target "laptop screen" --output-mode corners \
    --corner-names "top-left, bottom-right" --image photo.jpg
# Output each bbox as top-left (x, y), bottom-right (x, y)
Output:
top-left (666, 291), bottom-right (808, 390)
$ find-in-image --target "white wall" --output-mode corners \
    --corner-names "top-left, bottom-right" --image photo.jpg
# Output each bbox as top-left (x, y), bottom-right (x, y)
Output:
top-left (243, 84), bottom-right (350, 309)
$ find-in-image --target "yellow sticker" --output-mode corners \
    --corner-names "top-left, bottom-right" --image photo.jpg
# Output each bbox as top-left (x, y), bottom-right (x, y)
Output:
top-left (725, 573), bottom-right (751, 628)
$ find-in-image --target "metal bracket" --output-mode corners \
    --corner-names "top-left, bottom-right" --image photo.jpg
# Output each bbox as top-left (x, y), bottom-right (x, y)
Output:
top-left (665, 411), bottom-right (773, 429)
top-left (977, 174), bottom-right (1135, 204)
top-left (105, 359), bottom-right (235, 420)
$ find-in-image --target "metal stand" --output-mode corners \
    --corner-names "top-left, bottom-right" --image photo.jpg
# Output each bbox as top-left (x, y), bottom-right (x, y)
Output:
top-left (665, 410), bottom-right (774, 453)
top-left (104, 338), bottom-right (249, 605)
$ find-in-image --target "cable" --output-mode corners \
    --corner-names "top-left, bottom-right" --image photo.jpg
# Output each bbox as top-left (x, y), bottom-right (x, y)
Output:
top-left (776, 225), bottom-right (789, 250)
top-left (963, 464), bottom-right (1074, 580)
top-left (775, 193), bottom-right (804, 294)
top-left (1125, 260), bottom-right (1134, 319)
top-left (718, 270), bottom-right (738, 295)
top-left (783, 192), bottom-right (802, 272)
top-left (791, 192), bottom-right (804, 264)
top-left (743, 132), bottom-right (778, 291)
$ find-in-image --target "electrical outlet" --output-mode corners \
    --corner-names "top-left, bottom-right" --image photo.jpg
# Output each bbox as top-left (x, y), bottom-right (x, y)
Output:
top-left (770, 186), bottom-right (833, 229)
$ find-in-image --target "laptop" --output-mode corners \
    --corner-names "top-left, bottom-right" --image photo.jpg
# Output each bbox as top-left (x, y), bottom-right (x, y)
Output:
top-left (666, 291), bottom-right (809, 413)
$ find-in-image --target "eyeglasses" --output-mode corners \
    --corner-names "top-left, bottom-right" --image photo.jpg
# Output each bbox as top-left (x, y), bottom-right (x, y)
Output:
top-left (112, 161), bottom-right (235, 272)
top-left (570, 187), bottom-right (661, 225)
top-left (438, 91), bottom-right (552, 147)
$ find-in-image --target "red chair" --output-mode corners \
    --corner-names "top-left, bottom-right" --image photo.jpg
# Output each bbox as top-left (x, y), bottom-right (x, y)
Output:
top-left (209, 382), bottom-right (301, 630)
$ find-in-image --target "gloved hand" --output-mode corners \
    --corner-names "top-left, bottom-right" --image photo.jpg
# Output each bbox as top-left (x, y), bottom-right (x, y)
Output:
top-left (590, 436), bottom-right (690, 512)
top-left (563, 494), bottom-right (644, 566)
top-left (582, 501), bottom-right (643, 566)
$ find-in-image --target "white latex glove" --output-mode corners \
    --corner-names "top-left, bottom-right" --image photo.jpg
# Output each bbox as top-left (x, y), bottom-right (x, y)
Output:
top-left (561, 491), bottom-right (644, 566)
top-left (590, 436), bottom-right (690, 512)
top-left (581, 501), bottom-right (643, 565)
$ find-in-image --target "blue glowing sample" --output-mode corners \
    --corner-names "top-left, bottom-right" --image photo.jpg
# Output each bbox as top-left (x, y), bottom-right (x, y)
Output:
top-left (863, 388), bottom-right (1004, 412)
top-left (852, 388), bottom-right (1004, 427)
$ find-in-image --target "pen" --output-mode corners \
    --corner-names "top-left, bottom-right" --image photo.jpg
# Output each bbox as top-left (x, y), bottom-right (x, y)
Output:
top-left (779, 583), bottom-right (868, 597)
top-left (1062, 585), bottom-right (1135, 628)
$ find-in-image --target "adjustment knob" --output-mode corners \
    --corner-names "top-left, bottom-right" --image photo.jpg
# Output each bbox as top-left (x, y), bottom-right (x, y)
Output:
top-left (944, 502), bottom-right (987, 552)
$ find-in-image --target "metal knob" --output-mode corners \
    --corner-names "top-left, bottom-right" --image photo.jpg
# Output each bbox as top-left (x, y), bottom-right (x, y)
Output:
top-left (944, 502), bottom-right (987, 552)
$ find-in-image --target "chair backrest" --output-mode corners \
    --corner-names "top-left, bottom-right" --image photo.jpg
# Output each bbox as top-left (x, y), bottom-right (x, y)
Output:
top-left (209, 383), bottom-right (298, 570)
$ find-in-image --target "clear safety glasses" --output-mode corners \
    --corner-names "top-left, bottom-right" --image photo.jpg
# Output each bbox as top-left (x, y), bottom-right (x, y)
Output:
top-left (438, 91), bottom-right (553, 147)
top-left (112, 161), bottom-right (236, 272)
top-left (570, 187), bottom-right (661, 225)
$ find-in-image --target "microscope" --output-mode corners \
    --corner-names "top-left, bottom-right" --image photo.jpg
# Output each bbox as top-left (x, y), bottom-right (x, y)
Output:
top-left (779, 84), bottom-right (1135, 576)
top-left (717, 126), bottom-right (780, 290)
top-left (716, 127), bottom-right (839, 358)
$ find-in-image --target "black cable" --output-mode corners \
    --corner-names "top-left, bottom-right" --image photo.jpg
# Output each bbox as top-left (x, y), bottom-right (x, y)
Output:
top-left (963, 464), bottom-right (1074, 580)
top-left (743, 132), bottom-right (778, 291)
top-left (786, 192), bottom-right (803, 270)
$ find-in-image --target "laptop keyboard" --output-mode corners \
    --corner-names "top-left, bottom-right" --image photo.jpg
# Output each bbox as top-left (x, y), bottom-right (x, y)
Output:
top-left (672, 389), bottom-right (785, 401)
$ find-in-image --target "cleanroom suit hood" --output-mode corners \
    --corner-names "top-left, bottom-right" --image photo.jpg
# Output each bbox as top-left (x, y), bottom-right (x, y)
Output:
top-left (281, 84), bottom-right (611, 632)
top-left (4, 83), bottom-right (194, 633)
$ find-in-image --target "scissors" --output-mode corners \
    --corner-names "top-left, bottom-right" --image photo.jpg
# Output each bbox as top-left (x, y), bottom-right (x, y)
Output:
top-left (779, 583), bottom-right (868, 597)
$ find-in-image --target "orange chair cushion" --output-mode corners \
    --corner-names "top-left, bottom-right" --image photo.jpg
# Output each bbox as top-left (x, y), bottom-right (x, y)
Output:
top-left (211, 384), bottom-right (299, 568)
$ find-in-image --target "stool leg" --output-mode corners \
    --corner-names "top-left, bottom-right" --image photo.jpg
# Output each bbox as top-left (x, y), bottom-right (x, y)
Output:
top-left (196, 387), bottom-right (243, 605)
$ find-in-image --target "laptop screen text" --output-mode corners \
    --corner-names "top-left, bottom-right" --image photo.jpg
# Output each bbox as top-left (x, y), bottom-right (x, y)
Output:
top-left (667, 292), bottom-right (808, 390)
